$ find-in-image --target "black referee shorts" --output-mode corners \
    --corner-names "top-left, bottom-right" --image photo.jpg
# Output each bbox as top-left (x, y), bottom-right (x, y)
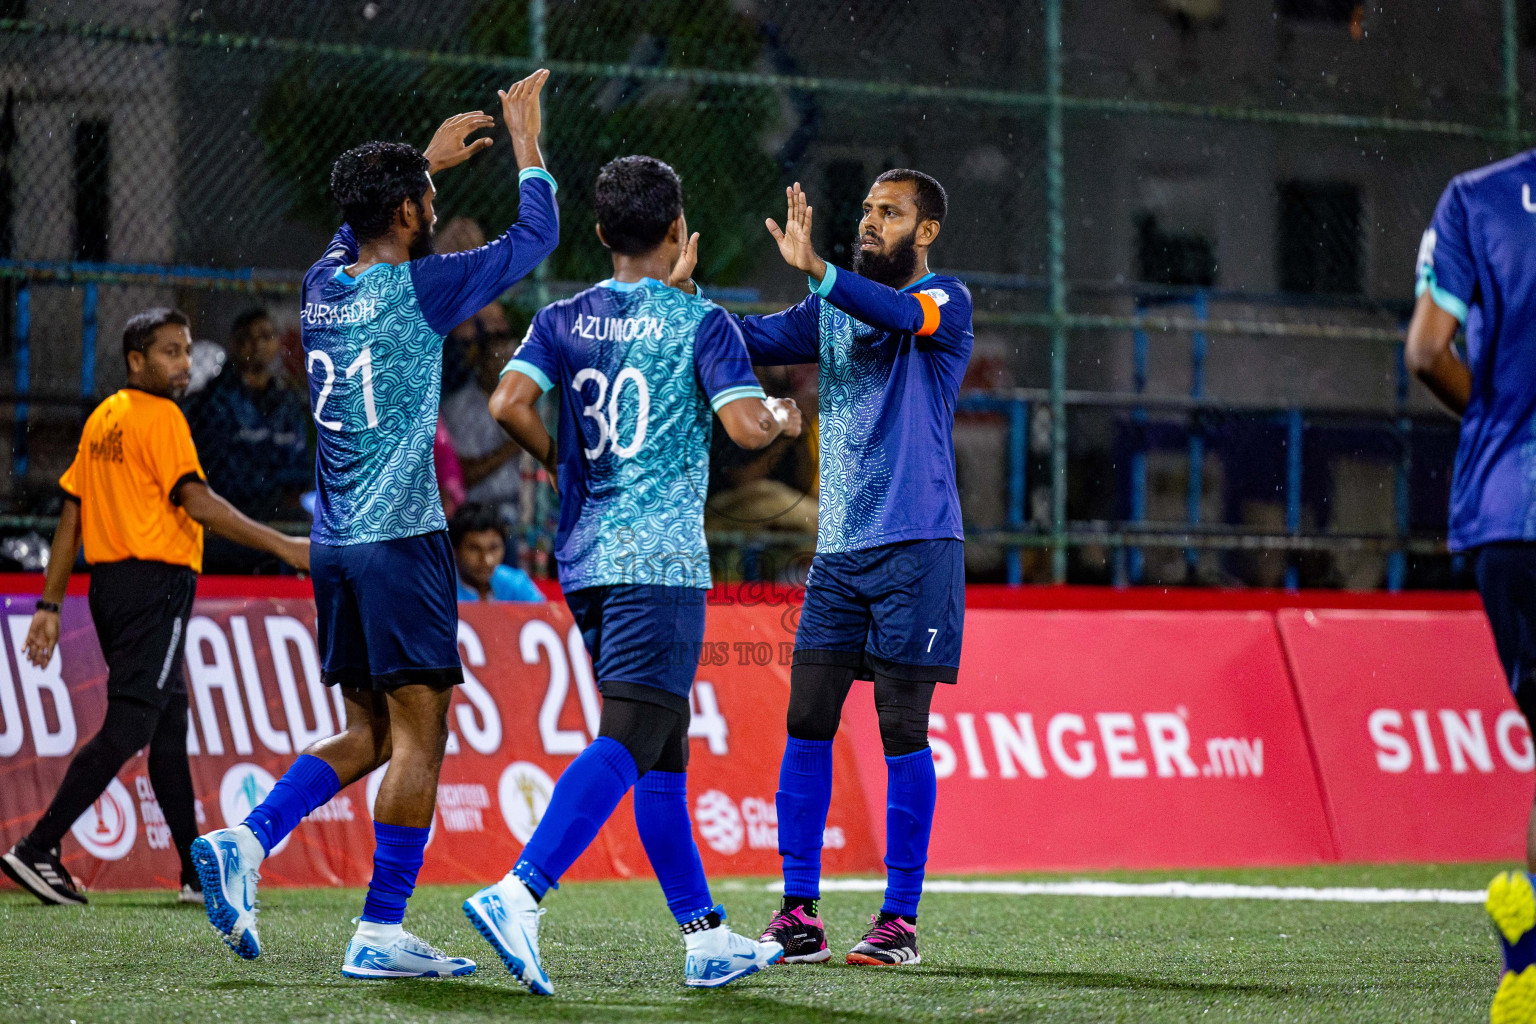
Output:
top-left (88, 559), bottom-right (197, 709)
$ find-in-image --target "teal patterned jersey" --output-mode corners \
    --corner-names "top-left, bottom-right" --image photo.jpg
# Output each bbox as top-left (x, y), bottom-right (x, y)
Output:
top-left (736, 266), bottom-right (973, 554)
top-left (506, 277), bottom-right (764, 590)
top-left (301, 171), bottom-right (559, 546)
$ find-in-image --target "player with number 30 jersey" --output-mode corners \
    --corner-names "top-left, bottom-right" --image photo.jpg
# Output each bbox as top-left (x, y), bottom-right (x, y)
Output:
top-left (463, 155), bottom-right (795, 995)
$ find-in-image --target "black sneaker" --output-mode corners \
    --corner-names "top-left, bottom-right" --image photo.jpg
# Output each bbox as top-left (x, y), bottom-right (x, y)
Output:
top-left (846, 912), bottom-right (919, 965)
top-left (1, 838), bottom-right (87, 905)
top-left (759, 898), bottom-right (831, 963)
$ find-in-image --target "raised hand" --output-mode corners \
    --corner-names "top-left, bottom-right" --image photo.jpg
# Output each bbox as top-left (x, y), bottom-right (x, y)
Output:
top-left (499, 68), bottom-right (549, 170)
top-left (668, 229), bottom-right (701, 294)
top-left (423, 111), bottom-right (495, 174)
top-left (765, 183), bottom-right (826, 281)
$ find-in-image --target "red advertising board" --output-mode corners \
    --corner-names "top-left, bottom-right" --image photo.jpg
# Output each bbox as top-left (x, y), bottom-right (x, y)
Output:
top-left (2, 583), bottom-right (1529, 891)
top-left (0, 593), bottom-right (880, 892)
top-left (840, 610), bottom-right (1337, 872)
top-left (1276, 608), bottom-right (1534, 864)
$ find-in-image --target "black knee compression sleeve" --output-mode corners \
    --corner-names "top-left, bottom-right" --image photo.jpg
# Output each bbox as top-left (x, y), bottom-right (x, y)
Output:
top-left (598, 696), bottom-right (686, 776)
top-left (873, 676), bottom-right (937, 757)
top-left (785, 662), bottom-right (857, 741)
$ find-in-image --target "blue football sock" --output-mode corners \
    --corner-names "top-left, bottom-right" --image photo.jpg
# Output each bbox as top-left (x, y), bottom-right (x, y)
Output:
top-left (242, 753), bottom-right (340, 856)
top-left (361, 821), bottom-right (429, 925)
top-left (881, 747), bottom-right (936, 918)
top-left (634, 771), bottom-right (714, 925)
top-left (777, 737), bottom-right (833, 900)
top-left (513, 737), bottom-right (638, 900)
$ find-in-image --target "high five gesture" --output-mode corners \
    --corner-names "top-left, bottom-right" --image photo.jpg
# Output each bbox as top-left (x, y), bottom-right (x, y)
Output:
top-left (765, 182), bottom-right (828, 283)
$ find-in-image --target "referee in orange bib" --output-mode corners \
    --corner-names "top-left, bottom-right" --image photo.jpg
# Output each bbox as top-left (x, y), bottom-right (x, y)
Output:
top-left (1, 308), bottom-right (309, 905)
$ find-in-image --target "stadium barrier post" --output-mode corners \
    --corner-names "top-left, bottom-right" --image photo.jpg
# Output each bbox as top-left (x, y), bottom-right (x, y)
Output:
top-left (1285, 408), bottom-right (1303, 590)
top-left (80, 281), bottom-right (97, 400)
top-left (11, 277), bottom-right (28, 481)
top-left (1044, 0), bottom-right (1068, 583)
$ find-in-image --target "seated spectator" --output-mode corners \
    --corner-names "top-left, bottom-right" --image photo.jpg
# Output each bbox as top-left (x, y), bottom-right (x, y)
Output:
top-left (188, 307), bottom-right (312, 573)
top-left (441, 306), bottom-right (526, 509)
top-left (450, 502), bottom-right (544, 603)
top-left (436, 216), bottom-right (489, 396)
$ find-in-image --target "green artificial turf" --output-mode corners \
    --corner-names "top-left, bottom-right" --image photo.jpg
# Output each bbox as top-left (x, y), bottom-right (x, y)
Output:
top-left (0, 863), bottom-right (1512, 1023)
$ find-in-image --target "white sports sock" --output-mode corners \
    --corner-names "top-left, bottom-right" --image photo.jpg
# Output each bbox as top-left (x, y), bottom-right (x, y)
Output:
top-left (231, 824), bottom-right (265, 867)
top-left (354, 919), bottom-right (404, 944)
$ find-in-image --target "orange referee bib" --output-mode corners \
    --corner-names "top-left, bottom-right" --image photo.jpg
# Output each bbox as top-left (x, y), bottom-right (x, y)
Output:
top-left (59, 388), bottom-right (206, 572)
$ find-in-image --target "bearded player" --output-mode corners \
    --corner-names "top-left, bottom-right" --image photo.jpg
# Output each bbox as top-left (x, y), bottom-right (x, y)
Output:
top-left (190, 73), bottom-right (558, 978)
top-left (673, 172), bottom-right (971, 965)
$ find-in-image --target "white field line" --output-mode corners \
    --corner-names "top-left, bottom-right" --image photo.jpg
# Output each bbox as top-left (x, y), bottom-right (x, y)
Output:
top-left (765, 878), bottom-right (1488, 905)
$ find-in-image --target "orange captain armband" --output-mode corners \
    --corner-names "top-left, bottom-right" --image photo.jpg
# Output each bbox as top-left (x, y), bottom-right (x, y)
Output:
top-left (914, 292), bottom-right (942, 336)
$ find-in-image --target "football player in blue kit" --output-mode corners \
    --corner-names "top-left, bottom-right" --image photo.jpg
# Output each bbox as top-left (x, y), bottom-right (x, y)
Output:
top-left (675, 173), bottom-right (972, 966)
top-left (461, 155), bottom-right (800, 994)
top-left (1408, 150), bottom-right (1536, 1024)
top-left (191, 72), bottom-right (558, 979)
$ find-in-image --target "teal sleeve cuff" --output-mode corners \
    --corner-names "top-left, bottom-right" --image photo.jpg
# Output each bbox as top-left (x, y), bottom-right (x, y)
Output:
top-left (1415, 270), bottom-right (1469, 324)
top-left (502, 358), bottom-right (554, 394)
top-left (710, 385), bottom-right (767, 413)
top-left (809, 262), bottom-right (837, 298)
top-left (518, 167), bottom-right (558, 194)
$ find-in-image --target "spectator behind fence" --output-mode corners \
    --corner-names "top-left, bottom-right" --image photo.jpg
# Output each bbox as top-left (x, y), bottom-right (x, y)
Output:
top-left (441, 305), bottom-right (526, 509)
top-left (449, 502), bottom-right (544, 602)
top-left (436, 216), bottom-right (488, 396)
top-left (187, 307), bottom-right (312, 573)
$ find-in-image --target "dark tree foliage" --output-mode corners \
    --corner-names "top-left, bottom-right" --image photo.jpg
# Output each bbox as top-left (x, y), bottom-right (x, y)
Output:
top-left (255, 0), bottom-right (781, 284)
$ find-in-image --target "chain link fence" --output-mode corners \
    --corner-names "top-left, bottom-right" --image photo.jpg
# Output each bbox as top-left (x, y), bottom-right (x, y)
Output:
top-left (0, 0), bottom-right (1523, 587)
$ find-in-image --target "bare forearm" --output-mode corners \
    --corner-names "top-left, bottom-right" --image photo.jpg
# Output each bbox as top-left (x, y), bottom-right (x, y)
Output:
top-left (496, 405), bottom-right (556, 474)
top-left (1412, 350), bottom-right (1471, 417)
top-left (459, 443), bottom-right (518, 487)
top-left (184, 488), bottom-right (294, 557)
top-left (40, 503), bottom-right (80, 602)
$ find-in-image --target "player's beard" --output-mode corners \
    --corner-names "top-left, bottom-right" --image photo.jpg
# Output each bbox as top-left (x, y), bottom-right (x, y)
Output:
top-left (852, 226), bottom-right (919, 287)
top-left (408, 220), bottom-right (434, 261)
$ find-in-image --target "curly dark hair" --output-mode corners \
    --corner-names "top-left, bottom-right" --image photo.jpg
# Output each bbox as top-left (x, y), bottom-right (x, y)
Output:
top-left (594, 155), bottom-right (683, 255)
top-left (122, 307), bottom-right (190, 367)
top-left (873, 168), bottom-right (948, 226)
top-left (449, 501), bottom-right (508, 549)
top-left (328, 142), bottom-right (430, 242)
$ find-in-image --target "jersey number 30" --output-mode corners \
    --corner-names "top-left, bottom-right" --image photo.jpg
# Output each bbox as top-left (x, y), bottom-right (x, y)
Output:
top-left (572, 367), bottom-right (650, 460)
top-left (308, 348), bottom-right (379, 432)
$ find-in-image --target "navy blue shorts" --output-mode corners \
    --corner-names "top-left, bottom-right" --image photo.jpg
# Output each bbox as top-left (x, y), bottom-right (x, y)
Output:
top-left (794, 538), bottom-right (965, 683)
top-left (1475, 542), bottom-right (1536, 729)
top-left (563, 584), bottom-right (705, 713)
top-left (311, 532), bottom-right (463, 690)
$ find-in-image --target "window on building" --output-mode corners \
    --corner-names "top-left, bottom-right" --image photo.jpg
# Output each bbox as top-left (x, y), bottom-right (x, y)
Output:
top-left (1135, 214), bottom-right (1217, 287)
top-left (819, 159), bottom-right (867, 271)
top-left (73, 119), bottom-right (111, 263)
top-left (1278, 180), bottom-right (1362, 295)
top-left (1277, 0), bottom-right (1357, 22)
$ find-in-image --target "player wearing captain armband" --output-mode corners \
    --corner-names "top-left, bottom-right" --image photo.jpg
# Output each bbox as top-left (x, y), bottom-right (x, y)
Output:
top-left (189, 72), bottom-right (559, 980)
top-left (462, 154), bottom-right (799, 995)
top-left (671, 172), bottom-right (972, 967)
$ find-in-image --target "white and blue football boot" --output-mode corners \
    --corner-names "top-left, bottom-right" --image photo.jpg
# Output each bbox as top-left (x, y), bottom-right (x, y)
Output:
top-left (684, 907), bottom-right (784, 989)
top-left (190, 827), bottom-right (262, 960)
top-left (463, 877), bottom-right (553, 996)
top-left (341, 920), bottom-right (477, 979)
